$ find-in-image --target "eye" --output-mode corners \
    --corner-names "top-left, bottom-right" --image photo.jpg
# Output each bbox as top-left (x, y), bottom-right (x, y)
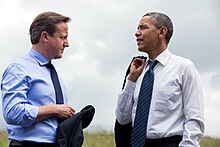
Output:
top-left (59, 36), bottom-right (67, 40)
top-left (137, 25), bottom-right (148, 30)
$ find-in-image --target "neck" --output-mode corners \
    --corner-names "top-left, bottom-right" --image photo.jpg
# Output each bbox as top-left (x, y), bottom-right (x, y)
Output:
top-left (32, 44), bottom-right (51, 62)
top-left (148, 42), bottom-right (167, 59)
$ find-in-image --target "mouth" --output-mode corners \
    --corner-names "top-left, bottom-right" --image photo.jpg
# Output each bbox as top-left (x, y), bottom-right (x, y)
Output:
top-left (136, 38), bottom-right (143, 45)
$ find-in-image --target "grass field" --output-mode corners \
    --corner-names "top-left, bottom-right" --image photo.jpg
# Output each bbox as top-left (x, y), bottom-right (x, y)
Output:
top-left (1, 130), bottom-right (220, 147)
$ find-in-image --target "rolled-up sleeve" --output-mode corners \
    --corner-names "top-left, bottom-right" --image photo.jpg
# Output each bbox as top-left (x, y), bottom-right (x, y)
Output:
top-left (1, 64), bottom-right (38, 127)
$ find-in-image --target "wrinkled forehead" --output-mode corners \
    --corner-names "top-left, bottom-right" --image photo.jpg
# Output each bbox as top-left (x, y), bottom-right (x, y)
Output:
top-left (138, 16), bottom-right (155, 27)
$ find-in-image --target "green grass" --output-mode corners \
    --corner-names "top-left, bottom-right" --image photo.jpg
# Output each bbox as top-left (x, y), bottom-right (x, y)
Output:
top-left (83, 131), bottom-right (115, 147)
top-left (200, 136), bottom-right (220, 147)
top-left (0, 131), bottom-right (9, 147)
top-left (1, 130), bottom-right (220, 147)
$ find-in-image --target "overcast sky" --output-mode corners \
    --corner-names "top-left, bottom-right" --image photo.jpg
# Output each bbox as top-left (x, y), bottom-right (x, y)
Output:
top-left (0, 0), bottom-right (220, 137)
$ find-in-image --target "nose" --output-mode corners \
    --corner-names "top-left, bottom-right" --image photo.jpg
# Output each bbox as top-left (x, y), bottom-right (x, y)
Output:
top-left (135, 30), bottom-right (141, 38)
top-left (64, 39), bottom-right (69, 47)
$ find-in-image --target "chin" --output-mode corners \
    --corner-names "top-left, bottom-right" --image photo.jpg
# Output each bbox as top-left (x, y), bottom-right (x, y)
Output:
top-left (138, 47), bottom-right (145, 52)
top-left (137, 46), bottom-right (149, 53)
top-left (54, 55), bottom-right (62, 59)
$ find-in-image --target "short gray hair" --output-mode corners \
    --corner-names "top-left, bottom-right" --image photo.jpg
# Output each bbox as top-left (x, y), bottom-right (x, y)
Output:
top-left (143, 12), bottom-right (173, 44)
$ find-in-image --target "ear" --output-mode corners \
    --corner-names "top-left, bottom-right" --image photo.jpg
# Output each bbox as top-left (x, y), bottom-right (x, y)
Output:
top-left (158, 26), bottom-right (168, 38)
top-left (41, 31), bottom-right (49, 43)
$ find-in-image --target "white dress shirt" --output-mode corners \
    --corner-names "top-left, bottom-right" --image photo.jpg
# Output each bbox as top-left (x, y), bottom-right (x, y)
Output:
top-left (115, 49), bottom-right (204, 147)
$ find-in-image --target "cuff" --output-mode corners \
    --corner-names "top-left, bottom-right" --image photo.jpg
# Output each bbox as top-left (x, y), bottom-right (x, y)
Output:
top-left (25, 104), bottom-right (39, 126)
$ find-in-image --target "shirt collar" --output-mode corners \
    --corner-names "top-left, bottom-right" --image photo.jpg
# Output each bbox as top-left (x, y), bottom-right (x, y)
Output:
top-left (153, 48), bottom-right (171, 66)
top-left (29, 49), bottom-right (49, 66)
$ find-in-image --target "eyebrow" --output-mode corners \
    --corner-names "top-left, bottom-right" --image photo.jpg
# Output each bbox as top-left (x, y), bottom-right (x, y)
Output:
top-left (137, 24), bottom-right (149, 29)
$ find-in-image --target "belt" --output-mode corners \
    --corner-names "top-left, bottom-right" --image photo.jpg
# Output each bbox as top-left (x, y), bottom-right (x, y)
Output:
top-left (10, 140), bottom-right (56, 147)
top-left (145, 135), bottom-right (182, 146)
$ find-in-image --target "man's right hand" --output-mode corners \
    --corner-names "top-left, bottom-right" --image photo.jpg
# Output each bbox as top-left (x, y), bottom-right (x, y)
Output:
top-left (127, 58), bottom-right (145, 82)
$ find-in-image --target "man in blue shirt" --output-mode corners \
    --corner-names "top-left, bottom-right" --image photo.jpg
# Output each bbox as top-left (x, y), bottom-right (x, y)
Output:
top-left (1, 11), bottom-right (75, 147)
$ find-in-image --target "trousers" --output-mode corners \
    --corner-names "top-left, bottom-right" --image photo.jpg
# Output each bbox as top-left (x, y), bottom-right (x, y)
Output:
top-left (145, 135), bottom-right (182, 147)
top-left (9, 140), bottom-right (56, 147)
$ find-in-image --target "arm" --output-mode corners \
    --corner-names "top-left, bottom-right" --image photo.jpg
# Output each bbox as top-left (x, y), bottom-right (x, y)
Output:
top-left (115, 58), bottom-right (145, 124)
top-left (179, 62), bottom-right (204, 147)
top-left (1, 64), bottom-right (38, 127)
top-left (1, 64), bottom-right (75, 126)
top-left (115, 80), bottom-right (135, 124)
top-left (35, 104), bottom-right (75, 123)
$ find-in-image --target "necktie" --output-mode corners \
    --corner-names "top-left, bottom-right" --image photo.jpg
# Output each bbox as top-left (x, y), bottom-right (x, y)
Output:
top-left (130, 60), bottom-right (158, 147)
top-left (46, 62), bottom-right (64, 104)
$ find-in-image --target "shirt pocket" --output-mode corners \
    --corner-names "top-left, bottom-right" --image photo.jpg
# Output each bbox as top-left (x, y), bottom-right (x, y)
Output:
top-left (153, 85), bottom-right (181, 111)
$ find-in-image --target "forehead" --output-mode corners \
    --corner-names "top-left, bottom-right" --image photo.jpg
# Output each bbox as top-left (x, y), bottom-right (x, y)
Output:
top-left (138, 16), bottom-right (154, 26)
top-left (55, 22), bottom-right (68, 33)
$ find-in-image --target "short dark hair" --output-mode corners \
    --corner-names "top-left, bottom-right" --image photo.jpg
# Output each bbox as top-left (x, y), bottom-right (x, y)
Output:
top-left (143, 12), bottom-right (173, 44)
top-left (29, 11), bottom-right (71, 44)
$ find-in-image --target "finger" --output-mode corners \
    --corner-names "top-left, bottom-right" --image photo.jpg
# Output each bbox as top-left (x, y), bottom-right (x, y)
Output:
top-left (134, 58), bottom-right (143, 66)
top-left (69, 107), bottom-right (75, 113)
top-left (134, 58), bottom-right (145, 66)
top-left (70, 109), bottom-right (75, 116)
top-left (133, 59), bottom-right (145, 69)
top-left (140, 59), bottom-right (145, 68)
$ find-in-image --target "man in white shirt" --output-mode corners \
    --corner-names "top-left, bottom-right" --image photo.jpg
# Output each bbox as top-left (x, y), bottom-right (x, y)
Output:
top-left (115, 12), bottom-right (204, 147)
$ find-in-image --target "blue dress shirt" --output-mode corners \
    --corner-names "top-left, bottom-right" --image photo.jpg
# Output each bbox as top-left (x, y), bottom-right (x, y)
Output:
top-left (1, 49), bottom-right (68, 143)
